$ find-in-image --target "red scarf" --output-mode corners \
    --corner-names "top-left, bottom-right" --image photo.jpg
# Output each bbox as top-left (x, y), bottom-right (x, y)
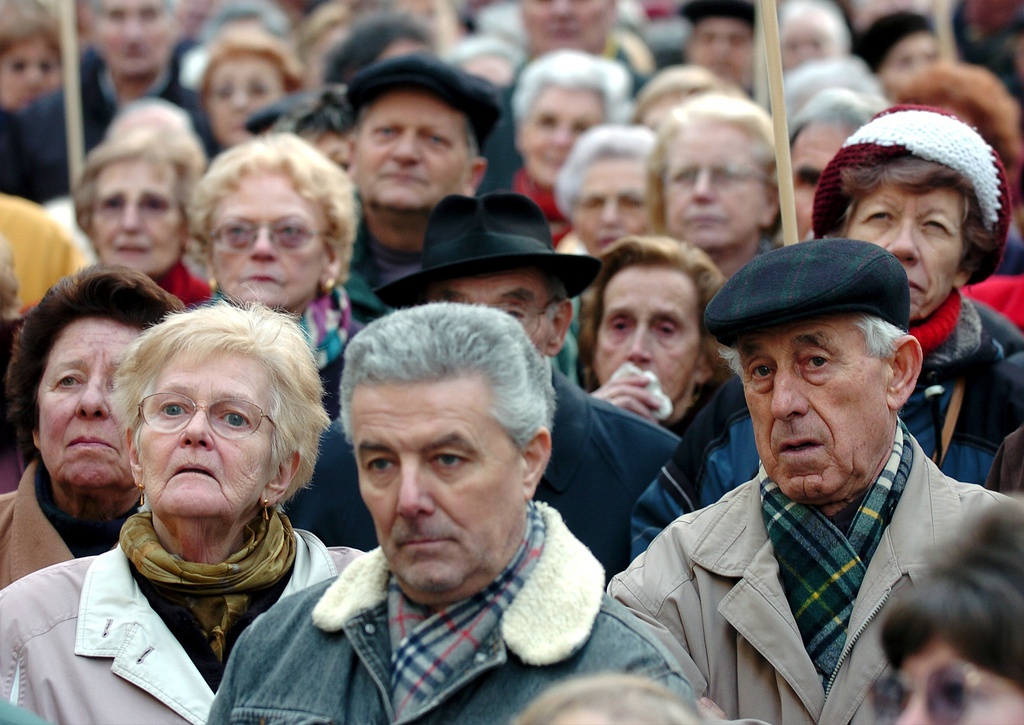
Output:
top-left (158, 261), bottom-right (212, 307)
top-left (512, 168), bottom-right (570, 246)
top-left (909, 291), bottom-right (962, 358)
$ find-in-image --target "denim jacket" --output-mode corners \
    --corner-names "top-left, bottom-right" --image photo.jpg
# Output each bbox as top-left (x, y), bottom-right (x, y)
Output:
top-left (209, 504), bottom-right (693, 725)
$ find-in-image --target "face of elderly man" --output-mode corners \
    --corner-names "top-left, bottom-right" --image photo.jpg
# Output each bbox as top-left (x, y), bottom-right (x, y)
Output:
top-left (520, 0), bottom-right (617, 58)
top-left (736, 313), bottom-right (920, 516)
top-left (94, 0), bottom-right (175, 89)
top-left (352, 376), bottom-right (550, 608)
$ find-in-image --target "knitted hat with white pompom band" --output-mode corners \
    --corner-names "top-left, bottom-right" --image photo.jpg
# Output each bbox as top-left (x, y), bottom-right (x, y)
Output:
top-left (812, 104), bottom-right (1011, 284)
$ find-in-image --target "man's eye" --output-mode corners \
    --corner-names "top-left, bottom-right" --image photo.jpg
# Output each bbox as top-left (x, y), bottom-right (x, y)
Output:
top-left (809, 356), bottom-right (827, 368)
top-left (366, 458), bottom-right (392, 472)
top-left (752, 365), bottom-right (772, 378)
top-left (99, 196), bottom-right (125, 211)
top-left (436, 453), bottom-right (462, 467)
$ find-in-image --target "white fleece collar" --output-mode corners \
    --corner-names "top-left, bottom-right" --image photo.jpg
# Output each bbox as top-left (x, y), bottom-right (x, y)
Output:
top-left (311, 502), bottom-right (605, 665)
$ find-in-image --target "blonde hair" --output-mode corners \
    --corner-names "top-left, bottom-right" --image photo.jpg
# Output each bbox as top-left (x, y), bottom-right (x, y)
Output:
top-left (0, 233), bottom-right (20, 320)
top-left (74, 127), bottom-right (206, 236)
top-left (513, 674), bottom-right (699, 725)
top-left (112, 302), bottom-right (329, 500)
top-left (647, 93), bottom-right (778, 239)
top-left (189, 133), bottom-right (357, 283)
top-left (200, 28), bottom-right (304, 107)
top-left (631, 64), bottom-right (744, 126)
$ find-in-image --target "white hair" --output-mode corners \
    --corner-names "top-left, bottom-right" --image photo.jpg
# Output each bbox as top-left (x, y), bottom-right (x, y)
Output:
top-left (512, 50), bottom-right (633, 125)
top-left (719, 313), bottom-right (905, 376)
top-left (554, 124), bottom-right (655, 217)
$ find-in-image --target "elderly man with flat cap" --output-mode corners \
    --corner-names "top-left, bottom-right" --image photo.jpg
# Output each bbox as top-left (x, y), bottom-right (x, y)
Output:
top-left (293, 191), bottom-right (680, 580)
top-left (609, 239), bottom-right (1008, 724)
top-left (341, 53), bottom-right (501, 324)
top-left (681, 0), bottom-right (756, 92)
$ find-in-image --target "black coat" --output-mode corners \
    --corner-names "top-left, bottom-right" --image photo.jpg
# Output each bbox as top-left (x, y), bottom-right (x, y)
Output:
top-left (0, 49), bottom-right (216, 203)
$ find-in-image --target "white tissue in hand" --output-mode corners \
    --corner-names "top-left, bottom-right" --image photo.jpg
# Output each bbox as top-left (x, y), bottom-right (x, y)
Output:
top-left (609, 362), bottom-right (674, 420)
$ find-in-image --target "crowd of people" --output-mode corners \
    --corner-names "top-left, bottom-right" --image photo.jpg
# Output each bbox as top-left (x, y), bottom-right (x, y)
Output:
top-left (2, 0), bottom-right (1024, 723)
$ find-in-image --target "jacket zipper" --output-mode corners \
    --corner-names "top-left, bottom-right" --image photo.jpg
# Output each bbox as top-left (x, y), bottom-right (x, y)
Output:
top-left (824, 588), bottom-right (891, 698)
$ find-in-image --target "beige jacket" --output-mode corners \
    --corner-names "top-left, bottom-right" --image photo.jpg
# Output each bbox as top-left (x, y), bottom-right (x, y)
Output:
top-left (1, 530), bottom-right (361, 725)
top-left (0, 461), bottom-right (73, 589)
top-left (609, 435), bottom-right (1007, 724)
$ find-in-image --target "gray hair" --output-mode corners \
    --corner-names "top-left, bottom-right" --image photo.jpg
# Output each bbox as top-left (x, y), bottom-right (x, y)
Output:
top-left (445, 34), bottom-right (525, 72)
top-left (779, 0), bottom-right (852, 56)
top-left (92, 0), bottom-right (174, 13)
top-left (789, 88), bottom-right (887, 144)
top-left (111, 302), bottom-right (329, 503)
top-left (512, 50), bottom-right (633, 125)
top-left (555, 123), bottom-right (656, 217)
top-left (199, 0), bottom-right (290, 43)
top-left (341, 303), bottom-right (555, 450)
top-left (719, 313), bottom-right (905, 376)
top-left (784, 56), bottom-right (883, 117)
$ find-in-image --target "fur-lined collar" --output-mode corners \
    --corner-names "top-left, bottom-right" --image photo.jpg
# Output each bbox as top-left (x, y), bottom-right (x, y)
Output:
top-left (311, 503), bottom-right (605, 665)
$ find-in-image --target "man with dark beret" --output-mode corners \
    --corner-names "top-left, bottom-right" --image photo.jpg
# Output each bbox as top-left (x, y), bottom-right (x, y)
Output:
top-left (610, 239), bottom-right (1009, 723)
top-left (341, 53), bottom-right (502, 324)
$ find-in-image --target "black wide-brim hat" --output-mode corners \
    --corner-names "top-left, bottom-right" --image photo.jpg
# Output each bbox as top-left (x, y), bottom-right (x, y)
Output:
top-left (375, 193), bottom-right (602, 309)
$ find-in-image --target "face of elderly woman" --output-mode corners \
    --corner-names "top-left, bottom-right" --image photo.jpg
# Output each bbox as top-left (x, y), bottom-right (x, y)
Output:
top-left (593, 266), bottom-right (711, 424)
top-left (90, 159), bottom-right (187, 280)
top-left (130, 354), bottom-right (294, 555)
top-left (206, 55), bottom-right (286, 149)
top-left (573, 156), bottom-right (650, 255)
top-left (34, 318), bottom-right (139, 518)
top-left (843, 185), bottom-right (969, 321)
top-left (875, 638), bottom-right (1024, 725)
top-left (517, 85), bottom-right (605, 190)
top-left (0, 37), bottom-right (60, 112)
top-left (211, 172), bottom-right (340, 314)
top-left (663, 120), bottom-right (778, 278)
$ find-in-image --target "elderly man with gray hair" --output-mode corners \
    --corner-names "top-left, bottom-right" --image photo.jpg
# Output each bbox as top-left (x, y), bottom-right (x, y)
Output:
top-left (610, 239), bottom-right (1008, 723)
top-left (210, 303), bottom-right (694, 724)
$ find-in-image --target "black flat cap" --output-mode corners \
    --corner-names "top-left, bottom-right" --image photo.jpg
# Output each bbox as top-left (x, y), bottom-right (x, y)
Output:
top-left (346, 53), bottom-right (502, 147)
top-left (681, 0), bottom-right (755, 26)
top-left (375, 192), bottom-right (602, 308)
top-left (704, 238), bottom-right (910, 345)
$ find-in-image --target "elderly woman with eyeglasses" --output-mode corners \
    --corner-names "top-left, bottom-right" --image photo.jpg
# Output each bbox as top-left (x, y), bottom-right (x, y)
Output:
top-left (0, 302), bottom-right (361, 724)
top-left (190, 132), bottom-right (358, 419)
top-left (74, 127), bottom-right (210, 307)
top-left (648, 92), bottom-right (780, 279)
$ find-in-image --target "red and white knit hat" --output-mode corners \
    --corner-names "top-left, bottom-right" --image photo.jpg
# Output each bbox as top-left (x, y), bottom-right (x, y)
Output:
top-left (812, 104), bottom-right (1010, 284)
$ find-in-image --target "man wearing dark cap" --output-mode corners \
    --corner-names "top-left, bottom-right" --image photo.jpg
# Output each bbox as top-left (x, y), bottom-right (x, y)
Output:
top-left (293, 191), bottom-right (680, 579)
top-left (681, 0), bottom-right (756, 91)
top-left (610, 239), bottom-right (1008, 723)
top-left (342, 53), bottom-right (501, 323)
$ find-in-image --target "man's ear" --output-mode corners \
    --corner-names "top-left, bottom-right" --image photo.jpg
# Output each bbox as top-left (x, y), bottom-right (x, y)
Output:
top-left (465, 156), bottom-right (488, 194)
top-left (541, 299), bottom-right (574, 357)
top-left (887, 334), bottom-right (923, 411)
top-left (520, 427), bottom-right (552, 502)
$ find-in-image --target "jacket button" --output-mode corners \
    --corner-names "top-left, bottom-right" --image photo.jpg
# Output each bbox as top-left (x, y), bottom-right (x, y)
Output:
top-left (364, 623), bottom-right (376, 634)
top-left (474, 652), bottom-right (487, 664)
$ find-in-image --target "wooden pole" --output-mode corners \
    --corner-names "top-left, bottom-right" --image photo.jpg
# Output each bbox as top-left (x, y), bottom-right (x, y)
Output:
top-left (59, 0), bottom-right (84, 191)
top-left (757, 0), bottom-right (798, 246)
top-left (933, 0), bottom-right (958, 63)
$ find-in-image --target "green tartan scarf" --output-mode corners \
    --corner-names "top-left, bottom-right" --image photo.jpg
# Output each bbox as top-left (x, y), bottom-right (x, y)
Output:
top-left (761, 421), bottom-right (913, 690)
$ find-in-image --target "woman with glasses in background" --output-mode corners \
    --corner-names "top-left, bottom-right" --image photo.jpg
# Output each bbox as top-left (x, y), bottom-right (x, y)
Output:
top-left (647, 93), bottom-right (780, 279)
top-left (190, 133), bottom-right (358, 419)
top-left (873, 502), bottom-right (1024, 725)
top-left (0, 302), bottom-right (361, 724)
top-left (74, 127), bottom-right (210, 306)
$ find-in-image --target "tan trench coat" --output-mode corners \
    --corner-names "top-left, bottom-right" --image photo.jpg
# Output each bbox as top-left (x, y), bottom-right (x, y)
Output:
top-left (609, 435), bottom-right (1008, 724)
top-left (0, 460), bottom-right (73, 588)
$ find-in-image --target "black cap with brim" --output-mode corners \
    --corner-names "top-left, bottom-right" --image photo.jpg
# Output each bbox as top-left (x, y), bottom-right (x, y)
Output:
top-left (681, 0), bottom-right (755, 26)
top-left (704, 238), bottom-right (910, 346)
top-left (346, 53), bottom-right (502, 147)
top-left (375, 193), bottom-right (601, 309)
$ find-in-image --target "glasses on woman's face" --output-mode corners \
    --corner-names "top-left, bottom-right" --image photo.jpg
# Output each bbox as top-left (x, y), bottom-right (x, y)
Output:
top-left (212, 219), bottom-right (320, 252)
top-left (872, 662), bottom-right (1009, 725)
top-left (139, 392), bottom-right (274, 439)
